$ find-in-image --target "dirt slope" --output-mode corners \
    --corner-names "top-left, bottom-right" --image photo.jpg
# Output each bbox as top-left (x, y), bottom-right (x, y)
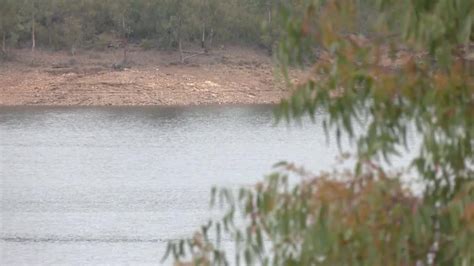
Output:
top-left (0, 47), bottom-right (289, 106)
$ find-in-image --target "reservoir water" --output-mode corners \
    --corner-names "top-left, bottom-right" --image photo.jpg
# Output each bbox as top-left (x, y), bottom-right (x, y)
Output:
top-left (0, 105), bottom-right (415, 265)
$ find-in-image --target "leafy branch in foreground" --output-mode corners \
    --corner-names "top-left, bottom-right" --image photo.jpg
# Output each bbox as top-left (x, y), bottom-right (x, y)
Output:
top-left (166, 163), bottom-right (474, 265)
top-left (165, 0), bottom-right (474, 264)
top-left (277, 0), bottom-right (474, 201)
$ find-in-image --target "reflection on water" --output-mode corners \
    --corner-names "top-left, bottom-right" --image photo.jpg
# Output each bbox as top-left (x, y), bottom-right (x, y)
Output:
top-left (0, 105), bottom-right (414, 265)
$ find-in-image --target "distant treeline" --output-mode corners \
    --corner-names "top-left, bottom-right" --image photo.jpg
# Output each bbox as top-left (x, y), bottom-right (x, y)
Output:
top-left (0, 0), bottom-right (285, 55)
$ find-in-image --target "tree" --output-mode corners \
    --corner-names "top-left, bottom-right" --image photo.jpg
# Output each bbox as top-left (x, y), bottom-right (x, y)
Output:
top-left (0, 0), bottom-right (18, 55)
top-left (165, 0), bottom-right (474, 265)
top-left (0, 0), bottom-right (288, 53)
top-left (162, 0), bottom-right (207, 63)
top-left (107, 0), bottom-right (133, 63)
top-left (29, 0), bottom-right (37, 52)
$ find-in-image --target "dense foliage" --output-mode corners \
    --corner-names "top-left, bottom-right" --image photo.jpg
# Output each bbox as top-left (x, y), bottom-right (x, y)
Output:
top-left (165, 0), bottom-right (474, 265)
top-left (0, 0), bottom-right (283, 54)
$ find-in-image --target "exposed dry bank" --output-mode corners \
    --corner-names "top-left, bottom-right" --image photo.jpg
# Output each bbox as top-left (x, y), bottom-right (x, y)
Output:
top-left (0, 47), bottom-right (289, 106)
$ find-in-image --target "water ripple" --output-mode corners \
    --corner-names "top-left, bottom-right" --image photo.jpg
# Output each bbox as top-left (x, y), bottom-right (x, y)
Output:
top-left (1, 236), bottom-right (169, 243)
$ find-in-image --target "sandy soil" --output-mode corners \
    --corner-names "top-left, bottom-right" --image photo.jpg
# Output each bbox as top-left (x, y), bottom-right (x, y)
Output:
top-left (0, 46), bottom-right (289, 106)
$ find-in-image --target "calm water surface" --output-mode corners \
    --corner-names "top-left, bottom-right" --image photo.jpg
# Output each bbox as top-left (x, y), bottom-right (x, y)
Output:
top-left (0, 105), bottom-right (413, 265)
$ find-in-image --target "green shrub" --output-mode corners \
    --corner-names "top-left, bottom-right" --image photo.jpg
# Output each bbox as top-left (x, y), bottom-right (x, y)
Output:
top-left (139, 39), bottom-right (157, 50)
top-left (90, 33), bottom-right (117, 51)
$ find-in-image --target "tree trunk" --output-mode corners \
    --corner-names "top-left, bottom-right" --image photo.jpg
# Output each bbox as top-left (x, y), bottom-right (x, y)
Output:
top-left (201, 23), bottom-right (206, 49)
top-left (31, 9), bottom-right (36, 53)
top-left (48, 24), bottom-right (52, 47)
top-left (268, 8), bottom-right (271, 25)
top-left (123, 39), bottom-right (128, 64)
top-left (178, 39), bottom-right (183, 64)
top-left (121, 15), bottom-right (128, 64)
top-left (122, 15), bottom-right (126, 33)
top-left (178, 17), bottom-right (184, 63)
top-left (209, 28), bottom-right (214, 46)
top-left (123, 47), bottom-right (127, 63)
top-left (2, 32), bottom-right (6, 54)
top-left (168, 30), bottom-right (173, 48)
top-left (70, 45), bottom-right (76, 57)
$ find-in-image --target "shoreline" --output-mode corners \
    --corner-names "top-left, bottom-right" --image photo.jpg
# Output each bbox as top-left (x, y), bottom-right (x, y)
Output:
top-left (0, 102), bottom-right (279, 109)
top-left (0, 47), bottom-right (289, 107)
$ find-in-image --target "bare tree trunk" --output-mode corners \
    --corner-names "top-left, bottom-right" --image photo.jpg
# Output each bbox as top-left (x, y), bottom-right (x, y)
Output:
top-left (209, 28), bottom-right (213, 47)
top-left (178, 39), bottom-right (183, 63)
top-left (48, 25), bottom-right (52, 47)
top-left (123, 38), bottom-right (128, 63)
top-left (2, 32), bottom-right (6, 54)
top-left (31, 9), bottom-right (36, 53)
top-left (32, 22), bottom-right (36, 52)
top-left (122, 15), bottom-right (126, 33)
top-left (178, 17), bottom-right (184, 63)
top-left (121, 15), bottom-right (128, 64)
top-left (201, 23), bottom-right (206, 49)
top-left (71, 45), bottom-right (76, 57)
top-left (168, 30), bottom-right (173, 48)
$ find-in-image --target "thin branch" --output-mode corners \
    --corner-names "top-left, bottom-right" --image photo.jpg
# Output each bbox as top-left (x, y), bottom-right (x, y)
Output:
top-left (181, 51), bottom-right (207, 62)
